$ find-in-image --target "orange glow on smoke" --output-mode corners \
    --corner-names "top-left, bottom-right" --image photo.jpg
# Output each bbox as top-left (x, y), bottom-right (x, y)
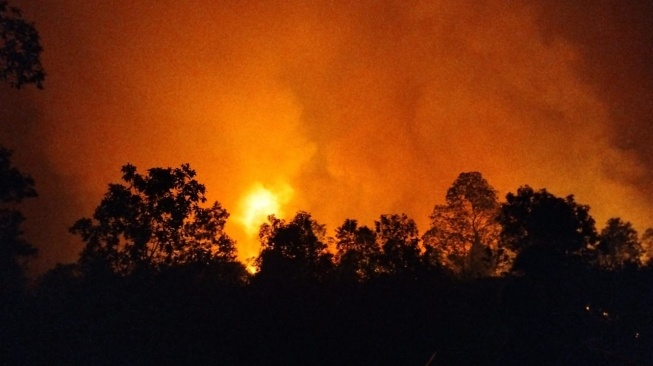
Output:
top-left (3, 1), bottom-right (652, 273)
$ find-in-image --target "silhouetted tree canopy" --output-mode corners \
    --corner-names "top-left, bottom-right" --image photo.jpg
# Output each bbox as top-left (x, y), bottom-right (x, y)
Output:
top-left (423, 172), bottom-right (504, 277)
top-left (595, 218), bottom-right (643, 270)
top-left (70, 163), bottom-right (237, 278)
top-left (0, 147), bottom-right (37, 295)
top-left (375, 213), bottom-right (421, 276)
top-left (2, 167), bottom-right (650, 365)
top-left (334, 219), bottom-right (380, 281)
top-left (499, 186), bottom-right (597, 275)
top-left (255, 211), bottom-right (333, 283)
top-left (0, 1), bottom-right (44, 89)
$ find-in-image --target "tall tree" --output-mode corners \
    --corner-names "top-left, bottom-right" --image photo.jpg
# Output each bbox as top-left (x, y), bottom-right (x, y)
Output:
top-left (595, 218), bottom-right (643, 270)
top-left (0, 147), bottom-right (37, 295)
top-left (70, 164), bottom-right (237, 277)
top-left (423, 172), bottom-right (504, 277)
top-left (334, 219), bottom-right (380, 282)
top-left (0, 1), bottom-right (44, 89)
top-left (498, 186), bottom-right (597, 275)
top-left (375, 213), bottom-right (421, 276)
top-left (255, 211), bottom-right (333, 283)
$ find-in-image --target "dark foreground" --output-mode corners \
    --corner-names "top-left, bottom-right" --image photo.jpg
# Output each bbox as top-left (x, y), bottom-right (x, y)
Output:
top-left (2, 267), bottom-right (651, 366)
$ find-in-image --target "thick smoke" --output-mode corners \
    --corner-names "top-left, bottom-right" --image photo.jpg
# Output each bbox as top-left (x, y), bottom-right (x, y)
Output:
top-left (529, 0), bottom-right (653, 211)
top-left (2, 0), bottom-right (651, 273)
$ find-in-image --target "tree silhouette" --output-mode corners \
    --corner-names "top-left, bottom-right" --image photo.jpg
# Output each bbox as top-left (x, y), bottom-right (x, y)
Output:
top-left (0, 1), bottom-right (43, 296)
top-left (70, 163), bottom-right (238, 278)
top-left (0, 147), bottom-right (37, 295)
top-left (423, 172), bottom-right (504, 277)
top-left (375, 213), bottom-right (421, 276)
top-left (255, 211), bottom-right (333, 283)
top-left (499, 186), bottom-right (597, 275)
top-left (334, 219), bottom-right (380, 282)
top-left (595, 218), bottom-right (643, 270)
top-left (0, 1), bottom-right (44, 89)
top-left (641, 228), bottom-right (653, 266)
top-left (0, 6), bottom-right (44, 361)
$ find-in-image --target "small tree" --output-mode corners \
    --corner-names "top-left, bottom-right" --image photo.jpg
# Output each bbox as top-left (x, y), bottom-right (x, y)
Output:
top-left (70, 164), bottom-right (237, 278)
top-left (595, 218), bottom-right (643, 270)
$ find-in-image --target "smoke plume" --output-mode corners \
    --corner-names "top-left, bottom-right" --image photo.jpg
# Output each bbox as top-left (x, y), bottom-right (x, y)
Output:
top-left (2, 0), bottom-right (651, 273)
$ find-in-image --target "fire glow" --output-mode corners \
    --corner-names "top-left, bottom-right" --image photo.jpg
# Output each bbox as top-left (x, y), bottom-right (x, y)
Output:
top-left (238, 182), bottom-right (293, 237)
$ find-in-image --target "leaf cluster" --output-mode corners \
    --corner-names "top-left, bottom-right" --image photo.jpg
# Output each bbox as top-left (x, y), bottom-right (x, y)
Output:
top-left (0, 1), bottom-right (44, 89)
top-left (70, 163), bottom-right (236, 277)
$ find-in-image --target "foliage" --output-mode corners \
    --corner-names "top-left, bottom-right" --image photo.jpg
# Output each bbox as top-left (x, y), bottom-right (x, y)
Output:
top-left (0, 1), bottom-right (44, 89)
top-left (595, 218), bottom-right (643, 270)
top-left (0, 2), bottom-right (44, 295)
top-left (7, 169), bottom-right (653, 364)
top-left (333, 219), bottom-right (380, 281)
top-left (0, 147), bottom-right (37, 295)
top-left (255, 211), bottom-right (333, 283)
top-left (499, 186), bottom-right (597, 257)
top-left (375, 213), bottom-right (421, 276)
top-left (498, 186), bottom-right (598, 279)
top-left (423, 172), bottom-right (504, 277)
top-left (70, 163), bottom-right (237, 277)
top-left (0, 147), bottom-right (36, 202)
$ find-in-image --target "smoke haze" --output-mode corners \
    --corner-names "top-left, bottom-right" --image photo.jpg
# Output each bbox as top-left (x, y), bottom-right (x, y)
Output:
top-left (2, 0), bottom-right (652, 273)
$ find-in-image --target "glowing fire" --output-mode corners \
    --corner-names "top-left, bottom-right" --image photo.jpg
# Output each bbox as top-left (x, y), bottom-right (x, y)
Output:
top-left (238, 182), bottom-right (293, 237)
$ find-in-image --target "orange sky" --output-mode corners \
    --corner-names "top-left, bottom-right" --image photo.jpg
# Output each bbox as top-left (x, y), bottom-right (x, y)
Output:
top-left (2, 0), bottom-right (652, 274)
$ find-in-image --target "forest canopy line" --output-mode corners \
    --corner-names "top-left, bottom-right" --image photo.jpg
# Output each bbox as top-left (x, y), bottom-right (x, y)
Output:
top-left (4, 160), bottom-right (652, 365)
top-left (3, 158), bottom-right (652, 286)
top-left (57, 163), bottom-right (652, 283)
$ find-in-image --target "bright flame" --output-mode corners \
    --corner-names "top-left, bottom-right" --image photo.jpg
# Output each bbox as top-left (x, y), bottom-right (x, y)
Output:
top-left (246, 264), bottom-right (259, 274)
top-left (238, 182), bottom-right (293, 237)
